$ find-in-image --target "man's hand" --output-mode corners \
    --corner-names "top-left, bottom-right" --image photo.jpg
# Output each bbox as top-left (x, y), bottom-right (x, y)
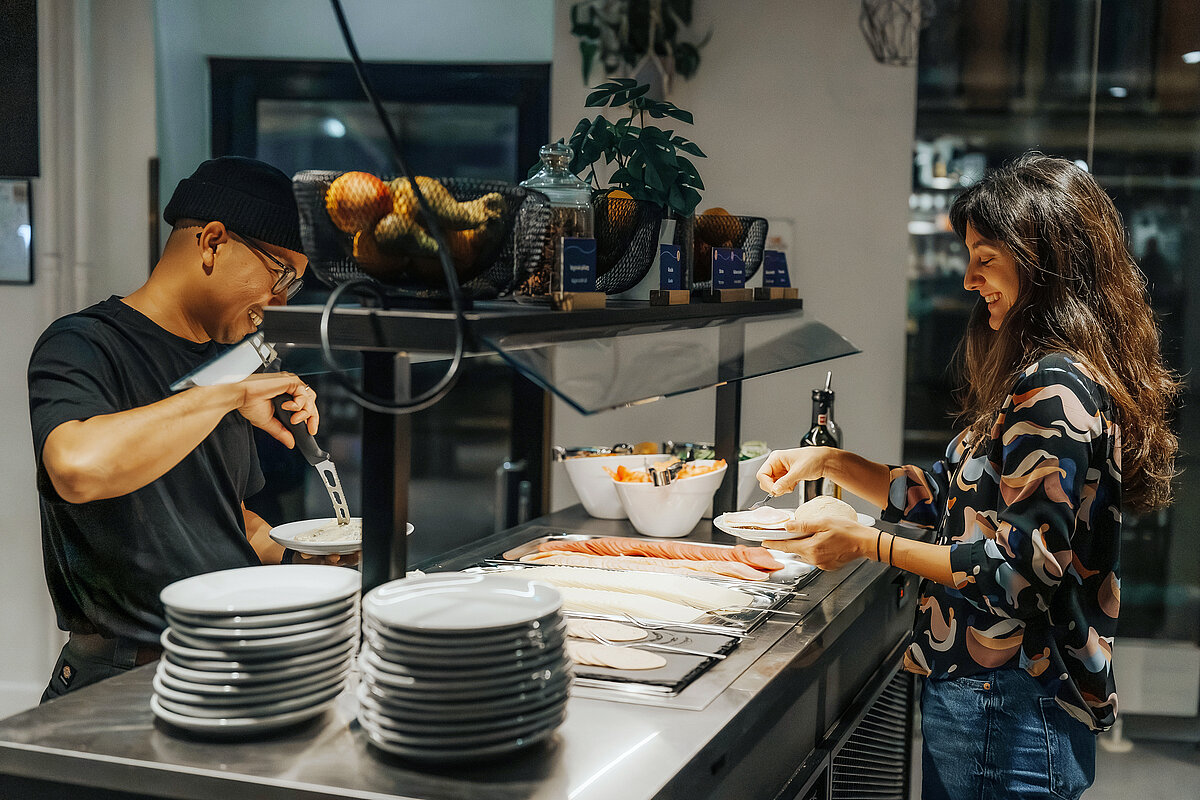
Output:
top-left (765, 515), bottom-right (874, 571)
top-left (295, 551), bottom-right (361, 568)
top-left (234, 372), bottom-right (319, 449)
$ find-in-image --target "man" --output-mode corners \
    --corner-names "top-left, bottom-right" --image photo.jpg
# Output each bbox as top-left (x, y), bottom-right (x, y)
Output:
top-left (29, 156), bottom-right (320, 701)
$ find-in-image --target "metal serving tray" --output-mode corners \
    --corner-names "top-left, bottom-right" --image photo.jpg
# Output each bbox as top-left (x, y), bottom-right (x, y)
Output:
top-left (477, 538), bottom-right (816, 636)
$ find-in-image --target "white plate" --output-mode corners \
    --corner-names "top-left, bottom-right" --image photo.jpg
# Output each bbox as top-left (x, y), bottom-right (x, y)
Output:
top-left (161, 629), bottom-right (356, 668)
top-left (167, 606), bottom-right (356, 640)
top-left (359, 672), bottom-right (570, 715)
top-left (361, 642), bottom-right (564, 681)
top-left (154, 666), bottom-right (348, 707)
top-left (160, 564), bottom-right (359, 616)
top-left (150, 691), bottom-right (339, 736)
top-left (165, 596), bottom-right (357, 629)
top-left (358, 687), bottom-right (565, 737)
top-left (269, 518), bottom-right (414, 556)
top-left (357, 683), bottom-right (567, 725)
top-left (163, 638), bottom-right (356, 674)
top-left (159, 642), bottom-right (355, 686)
top-left (362, 629), bottom-right (565, 668)
top-left (358, 701), bottom-right (565, 746)
top-left (714, 511), bottom-right (876, 541)
top-left (361, 662), bottom-right (570, 700)
top-left (166, 617), bottom-right (359, 655)
top-left (363, 615), bottom-right (565, 647)
top-left (363, 573), bottom-right (562, 633)
top-left (155, 680), bottom-right (344, 720)
top-left (361, 718), bottom-right (558, 763)
top-left (364, 613), bottom-right (563, 645)
top-left (157, 662), bottom-right (350, 705)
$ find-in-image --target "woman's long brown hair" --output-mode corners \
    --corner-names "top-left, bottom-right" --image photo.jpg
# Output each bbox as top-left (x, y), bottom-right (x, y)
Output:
top-left (948, 153), bottom-right (1179, 512)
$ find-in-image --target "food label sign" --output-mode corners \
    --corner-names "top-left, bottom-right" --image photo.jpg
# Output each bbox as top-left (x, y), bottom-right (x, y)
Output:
top-left (762, 250), bottom-right (791, 287)
top-left (659, 244), bottom-right (683, 289)
top-left (561, 237), bottom-right (597, 292)
top-left (713, 248), bottom-right (745, 289)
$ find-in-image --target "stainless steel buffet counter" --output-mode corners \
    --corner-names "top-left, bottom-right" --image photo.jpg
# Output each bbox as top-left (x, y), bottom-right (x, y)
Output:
top-left (0, 509), bottom-right (920, 800)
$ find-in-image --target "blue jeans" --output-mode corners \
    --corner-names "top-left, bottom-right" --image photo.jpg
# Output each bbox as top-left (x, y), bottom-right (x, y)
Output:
top-left (921, 670), bottom-right (1096, 800)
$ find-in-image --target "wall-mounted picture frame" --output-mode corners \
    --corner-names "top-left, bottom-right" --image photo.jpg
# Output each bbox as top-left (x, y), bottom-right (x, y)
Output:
top-left (0, 179), bottom-right (33, 284)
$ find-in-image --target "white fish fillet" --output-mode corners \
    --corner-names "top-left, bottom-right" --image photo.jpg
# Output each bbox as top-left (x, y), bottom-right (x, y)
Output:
top-left (557, 587), bottom-right (702, 623)
top-left (566, 640), bottom-right (666, 670)
top-left (522, 565), bottom-right (749, 612)
top-left (520, 552), bottom-right (769, 581)
top-left (565, 619), bottom-right (647, 642)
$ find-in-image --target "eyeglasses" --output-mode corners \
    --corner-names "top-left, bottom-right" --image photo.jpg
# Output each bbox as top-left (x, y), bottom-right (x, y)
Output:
top-left (197, 230), bottom-right (304, 300)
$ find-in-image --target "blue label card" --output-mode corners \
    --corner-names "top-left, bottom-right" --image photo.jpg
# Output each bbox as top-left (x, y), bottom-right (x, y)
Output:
top-left (561, 237), bottom-right (597, 292)
top-left (762, 250), bottom-right (791, 287)
top-left (659, 244), bottom-right (683, 289)
top-left (713, 248), bottom-right (746, 289)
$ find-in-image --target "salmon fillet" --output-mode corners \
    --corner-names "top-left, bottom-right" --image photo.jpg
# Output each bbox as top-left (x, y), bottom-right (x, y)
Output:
top-left (520, 552), bottom-right (771, 581)
top-left (534, 537), bottom-right (783, 572)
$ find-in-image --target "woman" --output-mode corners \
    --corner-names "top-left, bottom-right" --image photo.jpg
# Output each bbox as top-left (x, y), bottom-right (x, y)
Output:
top-left (756, 153), bottom-right (1178, 800)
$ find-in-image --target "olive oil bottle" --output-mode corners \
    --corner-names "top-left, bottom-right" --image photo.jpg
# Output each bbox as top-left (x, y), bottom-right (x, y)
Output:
top-left (801, 371), bottom-right (842, 501)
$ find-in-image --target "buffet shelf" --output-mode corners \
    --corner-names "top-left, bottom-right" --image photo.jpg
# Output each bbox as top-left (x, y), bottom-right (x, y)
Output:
top-left (263, 298), bottom-right (858, 415)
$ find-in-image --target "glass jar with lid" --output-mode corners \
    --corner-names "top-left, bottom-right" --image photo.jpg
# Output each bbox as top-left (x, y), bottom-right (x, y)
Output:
top-left (520, 142), bottom-right (595, 295)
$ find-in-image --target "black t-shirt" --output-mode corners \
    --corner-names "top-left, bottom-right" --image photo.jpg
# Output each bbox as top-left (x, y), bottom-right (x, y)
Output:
top-left (28, 297), bottom-right (264, 645)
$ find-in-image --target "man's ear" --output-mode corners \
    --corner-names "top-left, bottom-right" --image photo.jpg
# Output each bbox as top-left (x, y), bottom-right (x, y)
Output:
top-left (196, 221), bottom-right (229, 270)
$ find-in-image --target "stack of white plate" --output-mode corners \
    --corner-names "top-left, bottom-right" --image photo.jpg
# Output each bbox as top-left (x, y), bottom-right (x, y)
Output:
top-left (152, 564), bottom-right (360, 736)
top-left (359, 572), bottom-right (571, 762)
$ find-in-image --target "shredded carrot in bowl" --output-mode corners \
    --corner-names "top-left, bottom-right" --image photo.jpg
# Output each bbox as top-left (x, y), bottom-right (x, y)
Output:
top-left (605, 459), bottom-right (726, 483)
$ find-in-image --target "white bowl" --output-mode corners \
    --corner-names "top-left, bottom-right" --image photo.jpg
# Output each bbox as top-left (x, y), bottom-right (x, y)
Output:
top-left (561, 453), bottom-right (663, 519)
top-left (737, 452), bottom-right (770, 510)
top-left (612, 460), bottom-right (728, 538)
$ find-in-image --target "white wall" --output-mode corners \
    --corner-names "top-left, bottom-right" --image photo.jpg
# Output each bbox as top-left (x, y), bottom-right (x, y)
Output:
top-left (549, 0), bottom-right (915, 511)
top-left (0, 0), bottom-right (157, 718)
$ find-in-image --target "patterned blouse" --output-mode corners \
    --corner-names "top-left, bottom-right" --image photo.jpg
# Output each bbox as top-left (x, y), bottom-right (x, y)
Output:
top-left (882, 354), bottom-right (1121, 731)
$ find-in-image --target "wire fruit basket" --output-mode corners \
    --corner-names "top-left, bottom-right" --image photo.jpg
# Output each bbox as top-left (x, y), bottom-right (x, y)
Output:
top-left (690, 213), bottom-right (769, 288)
top-left (293, 170), bottom-right (550, 300)
top-left (592, 192), bottom-right (665, 294)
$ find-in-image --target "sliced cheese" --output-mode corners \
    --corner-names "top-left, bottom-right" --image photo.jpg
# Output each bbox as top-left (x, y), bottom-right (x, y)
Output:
top-left (565, 640), bottom-right (666, 670)
top-left (523, 565), bottom-right (749, 612)
top-left (557, 587), bottom-right (702, 623)
top-left (565, 619), bottom-right (648, 642)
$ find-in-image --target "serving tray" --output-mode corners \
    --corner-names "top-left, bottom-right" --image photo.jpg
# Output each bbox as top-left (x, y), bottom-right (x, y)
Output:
top-left (500, 533), bottom-right (818, 588)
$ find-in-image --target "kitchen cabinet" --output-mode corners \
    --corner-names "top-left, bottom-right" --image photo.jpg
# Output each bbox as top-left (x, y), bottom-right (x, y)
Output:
top-left (261, 297), bottom-right (859, 593)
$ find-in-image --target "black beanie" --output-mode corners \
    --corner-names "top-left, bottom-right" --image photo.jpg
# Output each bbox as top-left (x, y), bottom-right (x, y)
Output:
top-left (163, 156), bottom-right (303, 253)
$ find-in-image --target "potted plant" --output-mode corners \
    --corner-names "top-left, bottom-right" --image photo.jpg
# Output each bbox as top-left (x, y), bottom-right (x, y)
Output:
top-left (564, 78), bottom-right (706, 220)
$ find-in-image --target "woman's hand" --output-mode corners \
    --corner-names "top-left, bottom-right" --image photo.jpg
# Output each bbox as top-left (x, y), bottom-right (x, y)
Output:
top-left (765, 515), bottom-right (875, 571)
top-left (756, 447), bottom-right (832, 497)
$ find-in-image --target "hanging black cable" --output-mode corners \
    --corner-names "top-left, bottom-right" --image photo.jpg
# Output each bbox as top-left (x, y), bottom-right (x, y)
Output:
top-left (322, 0), bottom-right (466, 414)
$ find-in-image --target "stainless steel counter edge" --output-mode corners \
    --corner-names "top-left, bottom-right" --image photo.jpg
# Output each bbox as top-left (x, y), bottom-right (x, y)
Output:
top-left (0, 514), bottom-right (919, 800)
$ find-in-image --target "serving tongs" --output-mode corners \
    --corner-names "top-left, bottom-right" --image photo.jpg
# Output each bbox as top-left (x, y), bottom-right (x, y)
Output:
top-left (648, 461), bottom-right (686, 486)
